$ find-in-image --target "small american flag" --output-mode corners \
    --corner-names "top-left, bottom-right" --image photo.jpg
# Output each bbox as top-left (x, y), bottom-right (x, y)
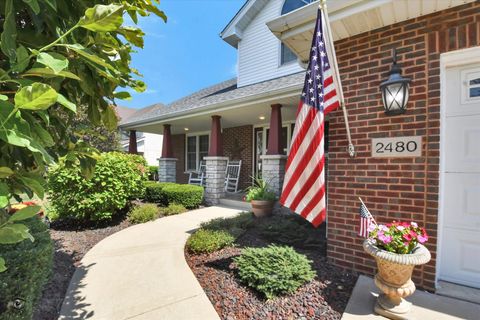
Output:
top-left (279, 8), bottom-right (340, 227)
top-left (359, 198), bottom-right (376, 238)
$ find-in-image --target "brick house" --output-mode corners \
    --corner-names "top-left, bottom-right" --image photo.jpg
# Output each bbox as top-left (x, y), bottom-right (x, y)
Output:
top-left (120, 0), bottom-right (480, 292)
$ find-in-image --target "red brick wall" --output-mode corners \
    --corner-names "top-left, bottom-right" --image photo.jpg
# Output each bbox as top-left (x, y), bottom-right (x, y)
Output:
top-left (172, 134), bottom-right (188, 184)
top-left (326, 2), bottom-right (480, 291)
top-left (223, 125), bottom-right (253, 190)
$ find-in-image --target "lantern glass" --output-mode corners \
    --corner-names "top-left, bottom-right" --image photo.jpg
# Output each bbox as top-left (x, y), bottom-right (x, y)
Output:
top-left (382, 81), bottom-right (409, 115)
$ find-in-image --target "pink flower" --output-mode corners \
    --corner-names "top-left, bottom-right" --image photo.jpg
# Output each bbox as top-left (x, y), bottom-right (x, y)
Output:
top-left (396, 225), bottom-right (405, 231)
top-left (367, 223), bottom-right (377, 232)
top-left (378, 225), bottom-right (389, 232)
top-left (403, 233), bottom-right (412, 241)
top-left (410, 222), bottom-right (418, 228)
top-left (417, 234), bottom-right (428, 244)
top-left (378, 234), bottom-right (392, 244)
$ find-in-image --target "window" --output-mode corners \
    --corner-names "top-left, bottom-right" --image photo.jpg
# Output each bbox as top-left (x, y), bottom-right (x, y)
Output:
top-left (281, 0), bottom-right (316, 15)
top-left (186, 134), bottom-right (209, 171)
top-left (468, 77), bottom-right (480, 98)
top-left (281, 43), bottom-right (297, 65)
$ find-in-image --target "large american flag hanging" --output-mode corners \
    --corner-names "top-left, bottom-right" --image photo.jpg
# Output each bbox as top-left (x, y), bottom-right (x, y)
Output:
top-left (279, 9), bottom-right (340, 227)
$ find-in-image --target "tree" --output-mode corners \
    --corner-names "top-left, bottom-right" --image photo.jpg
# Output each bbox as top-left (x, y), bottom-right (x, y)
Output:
top-left (0, 0), bottom-right (166, 271)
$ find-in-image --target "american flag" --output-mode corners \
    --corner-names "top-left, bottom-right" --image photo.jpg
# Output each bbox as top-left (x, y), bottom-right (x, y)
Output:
top-left (359, 199), bottom-right (376, 238)
top-left (279, 9), bottom-right (340, 227)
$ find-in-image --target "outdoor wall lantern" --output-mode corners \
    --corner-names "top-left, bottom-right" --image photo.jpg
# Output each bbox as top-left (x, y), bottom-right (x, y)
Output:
top-left (380, 49), bottom-right (411, 115)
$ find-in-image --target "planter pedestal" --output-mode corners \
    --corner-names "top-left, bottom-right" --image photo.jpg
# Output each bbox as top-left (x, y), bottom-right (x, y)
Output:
top-left (363, 240), bottom-right (431, 320)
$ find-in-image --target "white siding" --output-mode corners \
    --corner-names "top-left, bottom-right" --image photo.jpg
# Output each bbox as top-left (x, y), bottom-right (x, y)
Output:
top-left (238, 0), bottom-right (303, 87)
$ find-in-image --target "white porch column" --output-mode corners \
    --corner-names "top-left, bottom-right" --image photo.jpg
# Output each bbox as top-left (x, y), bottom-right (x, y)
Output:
top-left (158, 158), bottom-right (177, 183)
top-left (260, 154), bottom-right (288, 198)
top-left (204, 156), bottom-right (228, 205)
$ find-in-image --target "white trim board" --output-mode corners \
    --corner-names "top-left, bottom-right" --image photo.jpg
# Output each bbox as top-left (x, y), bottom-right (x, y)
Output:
top-left (437, 46), bottom-right (480, 289)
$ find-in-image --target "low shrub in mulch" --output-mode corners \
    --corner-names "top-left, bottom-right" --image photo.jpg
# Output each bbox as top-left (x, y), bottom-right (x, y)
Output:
top-left (0, 217), bottom-right (53, 320)
top-left (234, 245), bottom-right (316, 299)
top-left (185, 213), bottom-right (358, 319)
top-left (128, 203), bottom-right (160, 224)
top-left (144, 182), bottom-right (203, 209)
top-left (186, 229), bottom-right (235, 254)
top-left (160, 203), bottom-right (187, 216)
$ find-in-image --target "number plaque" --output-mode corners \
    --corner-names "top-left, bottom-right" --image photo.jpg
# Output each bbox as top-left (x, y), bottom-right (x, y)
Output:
top-left (371, 136), bottom-right (422, 158)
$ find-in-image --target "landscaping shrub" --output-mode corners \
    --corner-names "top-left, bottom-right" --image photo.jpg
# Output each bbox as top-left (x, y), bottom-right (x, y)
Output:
top-left (144, 182), bottom-right (203, 209)
top-left (128, 204), bottom-right (160, 224)
top-left (200, 212), bottom-right (255, 238)
top-left (0, 217), bottom-right (53, 319)
top-left (160, 203), bottom-right (187, 216)
top-left (234, 245), bottom-right (316, 299)
top-left (186, 229), bottom-right (235, 254)
top-left (48, 152), bottom-right (148, 222)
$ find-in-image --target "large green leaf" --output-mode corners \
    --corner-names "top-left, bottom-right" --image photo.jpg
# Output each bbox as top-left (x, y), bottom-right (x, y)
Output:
top-left (23, 0), bottom-right (40, 14)
top-left (12, 45), bottom-right (30, 73)
top-left (31, 122), bottom-right (54, 147)
top-left (58, 44), bottom-right (116, 72)
top-left (8, 205), bottom-right (41, 222)
top-left (0, 182), bottom-right (9, 208)
top-left (119, 27), bottom-right (145, 48)
top-left (22, 68), bottom-right (81, 80)
top-left (0, 167), bottom-right (14, 178)
top-left (0, 257), bottom-right (6, 272)
top-left (14, 83), bottom-right (58, 110)
top-left (37, 52), bottom-right (69, 74)
top-left (56, 93), bottom-right (76, 113)
top-left (0, 0), bottom-right (17, 63)
top-left (0, 224), bottom-right (33, 244)
top-left (78, 4), bottom-right (124, 32)
top-left (113, 91), bottom-right (132, 100)
top-left (102, 105), bottom-right (118, 131)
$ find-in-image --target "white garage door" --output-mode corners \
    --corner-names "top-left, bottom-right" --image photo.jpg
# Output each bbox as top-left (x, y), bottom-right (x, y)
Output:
top-left (439, 62), bottom-right (480, 288)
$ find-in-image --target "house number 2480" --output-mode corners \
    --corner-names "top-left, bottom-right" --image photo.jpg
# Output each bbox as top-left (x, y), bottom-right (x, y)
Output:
top-left (371, 136), bottom-right (422, 158)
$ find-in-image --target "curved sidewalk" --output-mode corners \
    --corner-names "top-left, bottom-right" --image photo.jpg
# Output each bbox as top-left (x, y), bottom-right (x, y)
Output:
top-left (59, 206), bottom-right (243, 320)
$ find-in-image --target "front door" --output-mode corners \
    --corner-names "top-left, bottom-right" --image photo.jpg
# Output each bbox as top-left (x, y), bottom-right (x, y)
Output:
top-left (439, 62), bottom-right (480, 288)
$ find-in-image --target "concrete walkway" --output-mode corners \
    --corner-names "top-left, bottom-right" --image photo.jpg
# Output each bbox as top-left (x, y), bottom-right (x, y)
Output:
top-left (59, 206), bottom-right (243, 320)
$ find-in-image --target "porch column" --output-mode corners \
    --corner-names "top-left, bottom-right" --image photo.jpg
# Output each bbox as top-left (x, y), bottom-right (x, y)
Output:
top-left (128, 130), bottom-right (137, 154)
top-left (158, 124), bottom-right (177, 183)
top-left (261, 104), bottom-right (287, 198)
top-left (205, 115), bottom-right (228, 205)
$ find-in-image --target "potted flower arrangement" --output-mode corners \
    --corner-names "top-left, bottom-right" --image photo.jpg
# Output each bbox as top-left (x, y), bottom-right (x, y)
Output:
top-left (245, 177), bottom-right (276, 217)
top-left (363, 221), bottom-right (431, 319)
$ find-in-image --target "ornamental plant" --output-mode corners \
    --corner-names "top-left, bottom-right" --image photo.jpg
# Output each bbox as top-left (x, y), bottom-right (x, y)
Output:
top-left (0, 1), bottom-right (166, 271)
top-left (245, 177), bottom-right (276, 202)
top-left (368, 221), bottom-right (429, 254)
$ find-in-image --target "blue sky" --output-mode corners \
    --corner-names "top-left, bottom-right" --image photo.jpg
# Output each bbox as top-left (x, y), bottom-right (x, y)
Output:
top-left (121, 0), bottom-right (245, 109)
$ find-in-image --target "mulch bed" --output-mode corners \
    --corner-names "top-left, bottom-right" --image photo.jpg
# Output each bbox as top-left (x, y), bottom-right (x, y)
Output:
top-left (32, 215), bottom-right (132, 320)
top-left (186, 215), bottom-right (358, 320)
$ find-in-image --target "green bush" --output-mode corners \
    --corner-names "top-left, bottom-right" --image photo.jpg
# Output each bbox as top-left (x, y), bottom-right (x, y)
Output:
top-left (200, 212), bottom-right (254, 238)
top-left (144, 182), bottom-right (203, 209)
top-left (0, 217), bottom-right (53, 319)
top-left (186, 229), bottom-right (235, 254)
top-left (160, 203), bottom-right (187, 216)
top-left (47, 152), bottom-right (148, 222)
top-left (234, 245), bottom-right (316, 299)
top-left (128, 204), bottom-right (160, 224)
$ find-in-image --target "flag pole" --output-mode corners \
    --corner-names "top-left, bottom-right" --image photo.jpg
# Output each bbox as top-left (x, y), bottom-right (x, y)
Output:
top-left (320, 0), bottom-right (356, 158)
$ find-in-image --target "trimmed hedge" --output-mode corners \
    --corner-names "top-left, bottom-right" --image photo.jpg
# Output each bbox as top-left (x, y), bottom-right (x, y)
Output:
top-left (48, 152), bottom-right (148, 222)
top-left (144, 182), bottom-right (203, 209)
top-left (128, 203), bottom-right (160, 224)
top-left (0, 217), bottom-right (53, 319)
top-left (186, 229), bottom-right (235, 254)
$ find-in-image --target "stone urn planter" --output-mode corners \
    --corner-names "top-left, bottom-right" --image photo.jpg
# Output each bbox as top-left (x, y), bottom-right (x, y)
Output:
top-left (251, 199), bottom-right (274, 217)
top-left (363, 239), bottom-right (431, 320)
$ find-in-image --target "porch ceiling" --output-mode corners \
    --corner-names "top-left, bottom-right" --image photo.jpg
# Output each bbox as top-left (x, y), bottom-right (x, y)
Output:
top-left (267, 0), bottom-right (475, 63)
top-left (134, 95), bottom-right (299, 135)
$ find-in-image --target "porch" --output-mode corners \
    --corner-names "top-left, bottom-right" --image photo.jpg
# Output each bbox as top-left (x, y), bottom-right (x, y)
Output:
top-left (122, 73), bottom-right (309, 204)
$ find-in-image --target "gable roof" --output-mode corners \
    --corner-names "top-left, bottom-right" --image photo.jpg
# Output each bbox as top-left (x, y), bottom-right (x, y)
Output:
top-left (120, 72), bottom-right (304, 128)
top-left (220, 0), bottom-right (269, 48)
top-left (117, 104), bottom-right (166, 125)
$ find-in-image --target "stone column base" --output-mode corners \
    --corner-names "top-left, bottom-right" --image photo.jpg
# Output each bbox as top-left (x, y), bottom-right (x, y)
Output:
top-left (158, 158), bottom-right (177, 183)
top-left (260, 154), bottom-right (288, 198)
top-left (204, 156), bottom-right (228, 205)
